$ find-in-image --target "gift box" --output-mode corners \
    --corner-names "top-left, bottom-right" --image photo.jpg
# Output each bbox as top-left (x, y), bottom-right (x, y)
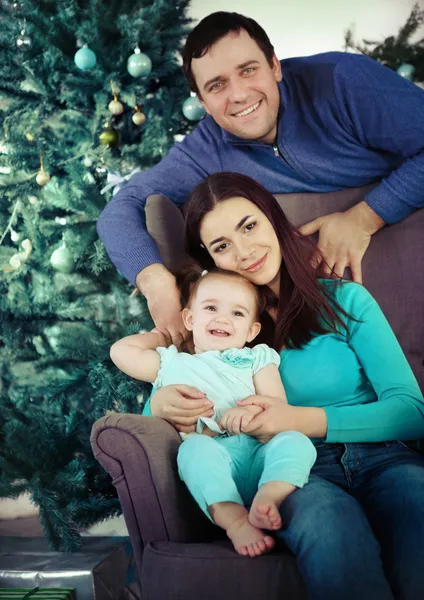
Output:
top-left (0, 537), bottom-right (141, 600)
top-left (0, 589), bottom-right (75, 599)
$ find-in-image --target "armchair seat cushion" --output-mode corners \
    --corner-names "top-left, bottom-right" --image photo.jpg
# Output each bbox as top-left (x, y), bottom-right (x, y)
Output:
top-left (141, 540), bottom-right (307, 600)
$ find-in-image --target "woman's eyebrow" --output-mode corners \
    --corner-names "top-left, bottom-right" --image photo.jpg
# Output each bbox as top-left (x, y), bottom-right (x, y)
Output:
top-left (208, 215), bottom-right (253, 248)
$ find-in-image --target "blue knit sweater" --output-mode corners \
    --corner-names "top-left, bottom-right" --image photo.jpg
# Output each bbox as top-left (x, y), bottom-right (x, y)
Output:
top-left (97, 52), bottom-right (424, 285)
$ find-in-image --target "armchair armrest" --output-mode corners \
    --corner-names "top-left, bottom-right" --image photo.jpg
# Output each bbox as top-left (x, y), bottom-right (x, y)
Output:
top-left (90, 414), bottom-right (210, 569)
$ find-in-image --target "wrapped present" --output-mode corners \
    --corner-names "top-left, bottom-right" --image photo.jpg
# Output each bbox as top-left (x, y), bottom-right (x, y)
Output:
top-left (0, 537), bottom-right (141, 600)
top-left (0, 589), bottom-right (74, 599)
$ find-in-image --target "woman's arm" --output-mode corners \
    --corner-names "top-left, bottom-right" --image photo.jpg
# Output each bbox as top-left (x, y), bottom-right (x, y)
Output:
top-left (110, 330), bottom-right (168, 383)
top-left (240, 284), bottom-right (424, 444)
top-left (238, 396), bottom-right (327, 443)
top-left (321, 284), bottom-right (424, 443)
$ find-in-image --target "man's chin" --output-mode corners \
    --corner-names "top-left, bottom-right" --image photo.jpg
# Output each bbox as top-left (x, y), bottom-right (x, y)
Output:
top-left (231, 124), bottom-right (275, 144)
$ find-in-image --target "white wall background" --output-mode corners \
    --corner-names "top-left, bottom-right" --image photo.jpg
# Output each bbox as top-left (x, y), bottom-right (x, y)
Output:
top-left (188, 0), bottom-right (423, 60)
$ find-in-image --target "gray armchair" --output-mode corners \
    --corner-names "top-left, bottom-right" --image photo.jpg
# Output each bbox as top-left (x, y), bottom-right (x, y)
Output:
top-left (91, 186), bottom-right (424, 600)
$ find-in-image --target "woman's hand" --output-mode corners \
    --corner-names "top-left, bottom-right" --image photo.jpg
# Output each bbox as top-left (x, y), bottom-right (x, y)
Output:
top-left (150, 385), bottom-right (214, 433)
top-left (219, 405), bottom-right (263, 436)
top-left (237, 395), bottom-right (328, 443)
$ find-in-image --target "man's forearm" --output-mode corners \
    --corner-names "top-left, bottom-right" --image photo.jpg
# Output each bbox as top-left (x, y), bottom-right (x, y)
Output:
top-left (136, 263), bottom-right (173, 294)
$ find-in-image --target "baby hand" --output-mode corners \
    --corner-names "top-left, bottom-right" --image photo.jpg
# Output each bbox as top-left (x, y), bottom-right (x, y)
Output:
top-left (219, 405), bottom-right (263, 436)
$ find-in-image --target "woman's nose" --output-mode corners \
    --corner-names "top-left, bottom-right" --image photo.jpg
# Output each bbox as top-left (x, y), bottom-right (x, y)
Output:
top-left (236, 241), bottom-right (255, 261)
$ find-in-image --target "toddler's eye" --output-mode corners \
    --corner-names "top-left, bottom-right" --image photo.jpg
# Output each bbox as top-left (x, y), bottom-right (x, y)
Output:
top-left (205, 305), bottom-right (217, 311)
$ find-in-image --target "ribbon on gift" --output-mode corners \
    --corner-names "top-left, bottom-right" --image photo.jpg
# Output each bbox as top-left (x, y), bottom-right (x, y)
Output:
top-left (100, 168), bottom-right (141, 196)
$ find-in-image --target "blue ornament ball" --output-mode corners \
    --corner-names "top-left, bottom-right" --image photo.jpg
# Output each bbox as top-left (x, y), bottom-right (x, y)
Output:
top-left (182, 95), bottom-right (206, 121)
top-left (74, 46), bottom-right (97, 71)
top-left (397, 63), bottom-right (415, 81)
top-left (127, 50), bottom-right (152, 78)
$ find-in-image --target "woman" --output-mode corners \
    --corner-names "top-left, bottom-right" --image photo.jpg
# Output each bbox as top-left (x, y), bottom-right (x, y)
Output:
top-left (144, 172), bottom-right (424, 600)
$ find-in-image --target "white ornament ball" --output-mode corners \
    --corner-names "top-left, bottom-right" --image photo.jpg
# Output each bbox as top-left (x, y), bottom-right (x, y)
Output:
top-left (50, 245), bottom-right (75, 273)
top-left (108, 99), bottom-right (124, 115)
top-left (36, 169), bottom-right (50, 187)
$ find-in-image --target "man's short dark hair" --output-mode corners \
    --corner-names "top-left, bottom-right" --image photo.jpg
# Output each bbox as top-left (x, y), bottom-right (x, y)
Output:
top-left (182, 12), bottom-right (275, 96)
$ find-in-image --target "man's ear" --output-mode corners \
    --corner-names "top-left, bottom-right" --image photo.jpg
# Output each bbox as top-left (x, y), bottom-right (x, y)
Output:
top-left (247, 321), bottom-right (261, 343)
top-left (272, 53), bottom-right (283, 82)
top-left (182, 307), bottom-right (194, 331)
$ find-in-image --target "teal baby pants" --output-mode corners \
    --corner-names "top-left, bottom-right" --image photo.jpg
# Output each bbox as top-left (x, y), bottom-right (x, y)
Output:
top-left (177, 431), bottom-right (317, 521)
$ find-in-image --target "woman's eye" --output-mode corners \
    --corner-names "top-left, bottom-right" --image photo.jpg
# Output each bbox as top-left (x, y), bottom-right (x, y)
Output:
top-left (215, 242), bottom-right (229, 253)
top-left (245, 222), bottom-right (256, 233)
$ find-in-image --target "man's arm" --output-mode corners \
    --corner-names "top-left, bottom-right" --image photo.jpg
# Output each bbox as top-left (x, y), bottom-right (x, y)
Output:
top-left (97, 123), bottom-right (220, 343)
top-left (335, 54), bottom-right (424, 224)
top-left (96, 125), bottom-right (217, 286)
top-left (300, 54), bottom-right (424, 283)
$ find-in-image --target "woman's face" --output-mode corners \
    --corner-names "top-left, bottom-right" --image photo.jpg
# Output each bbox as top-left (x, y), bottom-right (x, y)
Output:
top-left (199, 197), bottom-right (282, 290)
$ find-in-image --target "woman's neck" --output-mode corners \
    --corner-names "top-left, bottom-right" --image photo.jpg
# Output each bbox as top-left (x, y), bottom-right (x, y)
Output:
top-left (268, 274), bottom-right (280, 296)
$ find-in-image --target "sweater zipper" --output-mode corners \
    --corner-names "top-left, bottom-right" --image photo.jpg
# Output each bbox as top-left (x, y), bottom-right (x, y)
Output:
top-left (273, 145), bottom-right (280, 158)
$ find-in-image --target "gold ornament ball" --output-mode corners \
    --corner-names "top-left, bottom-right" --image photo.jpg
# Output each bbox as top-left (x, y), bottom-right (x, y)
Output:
top-left (108, 99), bottom-right (124, 115)
top-left (25, 132), bottom-right (35, 142)
top-left (132, 112), bottom-right (146, 126)
top-left (99, 124), bottom-right (121, 147)
top-left (36, 169), bottom-right (51, 187)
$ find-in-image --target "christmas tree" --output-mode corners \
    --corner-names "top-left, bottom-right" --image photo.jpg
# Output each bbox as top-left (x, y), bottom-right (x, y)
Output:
top-left (345, 3), bottom-right (424, 83)
top-left (0, 0), bottom-right (198, 551)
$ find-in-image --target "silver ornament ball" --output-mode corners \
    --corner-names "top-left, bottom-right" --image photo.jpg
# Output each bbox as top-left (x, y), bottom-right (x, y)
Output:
top-left (16, 30), bottom-right (32, 49)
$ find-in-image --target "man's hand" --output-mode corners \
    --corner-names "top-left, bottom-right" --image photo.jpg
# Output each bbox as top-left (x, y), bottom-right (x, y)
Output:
top-left (298, 201), bottom-right (385, 284)
top-left (151, 384), bottom-right (214, 433)
top-left (136, 264), bottom-right (187, 347)
top-left (219, 405), bottom-right (263, 436)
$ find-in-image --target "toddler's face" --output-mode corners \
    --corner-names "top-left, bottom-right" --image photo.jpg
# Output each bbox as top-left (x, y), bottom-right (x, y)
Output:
top-left (182, 275), bottom-right (261, 353)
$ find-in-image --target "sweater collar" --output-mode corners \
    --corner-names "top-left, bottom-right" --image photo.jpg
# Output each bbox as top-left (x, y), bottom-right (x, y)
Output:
top-left (221, 78), bottom-right (287, 146)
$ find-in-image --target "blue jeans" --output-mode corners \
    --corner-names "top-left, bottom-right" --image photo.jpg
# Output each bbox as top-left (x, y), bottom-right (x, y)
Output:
top-left (276, 441), bottom-right (424, 600)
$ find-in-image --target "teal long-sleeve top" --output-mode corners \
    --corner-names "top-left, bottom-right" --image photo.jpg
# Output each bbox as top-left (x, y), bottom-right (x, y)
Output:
top-left (142, 281), bottom-right (424, 443)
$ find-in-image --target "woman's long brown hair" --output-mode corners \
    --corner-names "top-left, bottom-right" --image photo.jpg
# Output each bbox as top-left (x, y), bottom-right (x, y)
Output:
top-left (184, 173), bottom-right (352, 351)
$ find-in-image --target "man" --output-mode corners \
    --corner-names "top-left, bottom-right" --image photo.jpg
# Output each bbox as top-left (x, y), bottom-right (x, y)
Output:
top-left (97, 11), bottom-right (424, 346)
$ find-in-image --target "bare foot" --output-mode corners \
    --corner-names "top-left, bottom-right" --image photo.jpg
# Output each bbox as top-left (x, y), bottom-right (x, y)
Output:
top-left (249, 499), bottom-right (282, 530)
top-left (227, 513), bottom-right (275, 557)
top-left (249, 481), bottom-right (296, 531)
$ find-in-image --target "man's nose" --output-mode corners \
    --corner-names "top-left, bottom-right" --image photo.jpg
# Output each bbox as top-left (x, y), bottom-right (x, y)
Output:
top-left (227, 78), bottom-right (249, 104)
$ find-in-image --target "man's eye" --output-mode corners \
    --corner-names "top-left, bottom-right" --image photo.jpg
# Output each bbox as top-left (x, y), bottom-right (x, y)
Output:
top-left (243, 67), bottom-right (255, 74)
top-left (210, 82), bottom-right (222, 92)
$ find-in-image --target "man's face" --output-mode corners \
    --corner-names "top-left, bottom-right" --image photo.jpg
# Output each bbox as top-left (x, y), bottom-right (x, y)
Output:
top-left (191, 30), bottom-right (282, 144)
